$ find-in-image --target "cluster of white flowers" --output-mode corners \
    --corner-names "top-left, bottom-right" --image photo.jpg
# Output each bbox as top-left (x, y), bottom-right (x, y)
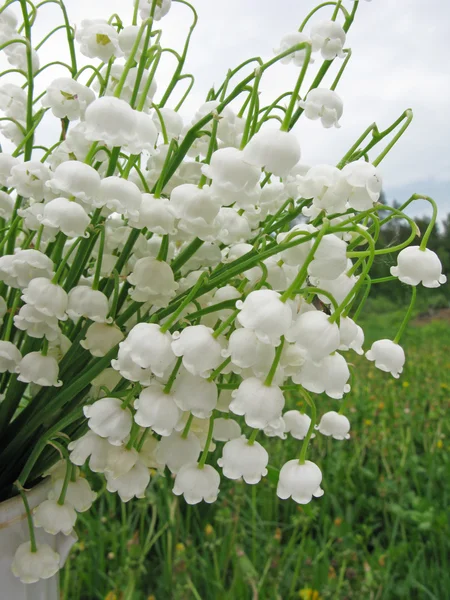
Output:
top-left (0, 0), bottom-right (445, 585)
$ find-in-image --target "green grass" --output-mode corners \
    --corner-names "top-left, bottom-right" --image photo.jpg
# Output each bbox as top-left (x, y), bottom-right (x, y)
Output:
top-left (62, 314), bottom-right (450, 600)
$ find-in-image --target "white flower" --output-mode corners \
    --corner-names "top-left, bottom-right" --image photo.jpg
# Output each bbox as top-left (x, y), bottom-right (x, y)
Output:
top-left (34, 499), bottom-right (77, 536)
top-left (116, 323), bottom-right (175, 377)
top-left (286, 310), bottom-right (340, 363)
top-left (218, 436), bottom-right (268, 484)
top-left (68, 430), bottom-right (109, 472)
top-left (300, 88), bottom-right (343, 128)
top-left (11, 542), bottom-right (60, 584)
top-left (226, 327), bottom-right (275, 375)
top-left (46, 161), bottom-right (101, 205)
top-left (49, 477), bottom-right (97, 512)
top-left (67, 287), bottom-right (110, 323)
top-left (106, 459), bottom-right (150, 502)
top-left (125, 111), bottom-right (158, 155)
top-left (22, 277), bottom-right (68, 320)
top-left (202, 147), bottom-right (261, 198)
top-left (264, 419), bottom-right (287, 439)
top-left (81, 322), bottom-right (124, 357)
top-left (297, 164), bottom-right (343, 210)
top-left (156, 430), bottom-right (202, 473)
top-left (0, 83), bottom-right (27, 119)
top-left (215, 207), bottom-right (252, 244)
top-left (243, 128), bottom-right (301, 176)
top-left (171, 325), bottom-right (223, 377)
top-left (0, 6), bottom-right (18, 30)
top-left (293, 353), bottom-right (351, 399)
top-left (7, 161), bottom-right (50, 201)
top-left (173, 463), bottom-right (220, 504)
top-left (275, 32), bottom-right (313, 66)
top-left (118, 25), bottom-right (146, 59)
top-left (1, 249), bottom-right (54, 289)
top-left (283, 410), bottom-right (314, 440)
top-left (390, 246), bottom-right (447, 288)
top-left (94, 176), bottom-right (142, 219)
top-left (105, 445), bottom-right (139, 478)
top-left (277, 224), bottom-right (317, 266)
top-left (16, 352), bottom-right (62, 387)
top-left (128, 257), bottom-right (178, 305)
top-left (311, 271), bottom-right (358, 306)
top-left (339, 161), bottom-right (382, 211)
top-left (308, 233), bottom-right (348, 280)
top-left (310, 20), bottom-right (346, 60)
top-left (366, 339), bottom-right (405, 378)
top-left (134, 381), bottom-right (181, 436)
top-left (277, 459), bottom-right (324, 504)
top-left (0, 190), bottom-right (14, 219)
top-left (4, 38), bottom-right (40, 73)
top-left (84, 96), bottom-right (137, 149)
top-left (75, 19), bottom-right (122, 62)
top-left (339, 317), bottom-right (364, 354)
top-left (83, 397), bottom-right (133, 445)
top-left (230, 377), bottom-right (285, 429)
top-left (40, 197), bottom-right (90, 238)
top-left (0, 153), bottom-right (19, 185)
top-left (169, 184), bottom-right (221, 241)
top-left (316, 411), bottom-right (350, 440)
top-left (236, 289), bottom-right (292, 346)
top-left (139, 0), bottom-right (172, 20)
top-left (128, 193), bottom-right (177, 234)
top-left (41, 77), bottom-right (95, 120)
top-left (172, 371), bottom-right (218, 418)
top-left (152, 107), bottom-right (184, 139)
top-left (0, 340), bottom-right (22, 373)
top-left (14, 304), bottom-right (60, 341)
top-left (212, 417), bottom-right (241, 441)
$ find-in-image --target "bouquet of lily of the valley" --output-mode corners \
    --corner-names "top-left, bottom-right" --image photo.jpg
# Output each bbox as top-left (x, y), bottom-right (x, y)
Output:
top-left (0, 0), bottom-right (446, 585)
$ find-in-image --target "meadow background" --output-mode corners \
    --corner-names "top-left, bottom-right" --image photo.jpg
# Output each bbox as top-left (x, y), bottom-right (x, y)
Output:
top-left (61, 215), bottom-right (450, 600)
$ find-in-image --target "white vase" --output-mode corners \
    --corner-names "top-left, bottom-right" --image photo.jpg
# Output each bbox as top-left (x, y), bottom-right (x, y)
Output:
top-left (0, 479), bottom-right (77, 600)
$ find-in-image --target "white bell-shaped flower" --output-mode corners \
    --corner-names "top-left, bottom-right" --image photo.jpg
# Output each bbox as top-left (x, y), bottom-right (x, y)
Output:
top-left (34, 498), bottom-right (77, 536)
top-left (339, 161), bottom-right (382, 211)
top-left (75, 19), bottom-right (123, 62)
top-left (0, 153), bottom-right (19, 185)
top-left (316, 411), bottom-right (350, 440)
top-left (83, 397), bottom-right (132, 445)
top-left (94, 176), bottom-right (142, 219)
top-left (390, 246), bottom-right (447, 288)
top-left (118, 25), bottom-right (146, 59)
top-left (46, 161), bottom-right (101, 205)
top-left (104, 445), bottom-right (139, 479)
top-left (310, 20), bottom-right (346, 60)
top-left (17, 352), bottom-right (62, 387)
top-left (366, 339), bottom-right (405, 378)
top-left (299, 88), bottom-right (343, 128)
top-left (202, 147), bottom-right (260, 194)
top-left (67, 286), bottom-right (110, 323)
top-left (275, 32), bottom-right (313, 66)
top-left (4, 38), bottom-right (40, 73)
top-left (22, 277), bottom-right (68, 320)
top-left (286, 310), bottom-right (340, 363)
top-left (277, 459), bottom-right (324, 504)
top-left (171, 325), bottom-right (223, 378)
top-left (169, 184), bottom-right (221, 241)
top-left (81, 322), bottom-right (124, 357)
top-left (283, 410), bottom-right (314, 440)
top-left (172, 371), bottom-right (218, 418)
top-left (106, 459), bottom-right (150, 502)
top-left (0, 6), bottom-right (18, 30)
top-left (0, 340), bottom-right (22, 373)
top-left (49, 477), bottom-right (97, 512)
top-left (243, 128), bottom-right (301, 176)
top-left (236, 289), bottom-right (293, 346)
top-left (280, 342), bottom-right (307, 377)
top-left (307, 234), bottom-right (348, 280)
top-left (128, 257), bottom-right (178, 305)
top-left (14, 304), bottom-right (60, 341)
top-left (12, 542), bottom-right (60, 584)
top-left (230, 377), bottom-right (284, 428)
top-left (311, 271), bottom-right (358, 306)
top-left (293, 353), bottom-right (351, 399)
top-left (134, 381), bottom-right (181, 436)
top-left (264, 418), bottom-right (287, 439)
top-left (17, 204), bottom-right (58, 244)
top-left (125, 111), bottom-right (158, 155)
top-left (152, 106), bottom-right (184, 139)
top-left (7, 161), bottom-right (50, 200)
top-left (173, 462), bottom-right (220, 504)
top-left (139, 0), bottom-right (172, 20)
top-left (115, 323), bottom-right (175, 378)
top-left (7, 249), bottom-right (54, 289)
top-left (128, 193), bottom-right (177, 234)
top-left (207, 285), bottom-right (241, 322)
top-left (225, 328), bottom-right (275, 375)
top-left (156, 430), bottom-right (202, 473)
top-left (278, 224), bottom-right (317, 266)
top-left (40, 197), bottom-right (90, 238)
top-left (68, 430), bottom-right (109, 473)
top-left (259, 181), bottom-right (288, 215)
top-left (84, 96), bottom-right (137, 149)
top-left (111, 350), bottom-right (153, 386)
top-left (215, 208), bottom-right (252, 244)
top-left (339, 317), bottom-right (364, 354)
top-left (41, 77), bottom-right (95, 120)
top-left (212, 417), bottom-right (241, 441)
top-left (218, 436), bottom-right (268, 484)
top-left (0, 83), bottom-right (27, 119)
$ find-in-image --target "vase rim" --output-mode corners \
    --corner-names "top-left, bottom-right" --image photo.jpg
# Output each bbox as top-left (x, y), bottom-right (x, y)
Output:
top-left (0, 478), bottom-right (51, 528)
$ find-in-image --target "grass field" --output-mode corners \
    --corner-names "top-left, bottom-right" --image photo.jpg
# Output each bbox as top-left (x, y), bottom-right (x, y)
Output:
top-left (62, 310), bottom-right (450, 600)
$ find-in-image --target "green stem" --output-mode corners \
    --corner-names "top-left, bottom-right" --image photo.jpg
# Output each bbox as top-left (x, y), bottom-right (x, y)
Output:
top-left (57, 460), bottom-right (72, 505)
top-left (207, 357), bottom-right (232, 382)
top-left (247, 429), bottom-right (259, 445)
top-left (163, 357), bottom-right (182, 394)
top-left (92, 226), bottom-right (105, 290)
top-left (160, 273), bottom-right (207, 333)
top-left (198, 415), bottom-right (215, 468)
top-left (298, 391), bottom-right (316, 464)
top-left (16, 483), bottom-right (37, 552)
top-left (212, 309), bottom-right (239, 339)
top-left (330, 48), bottom-right (351, 91)
top-left (394, 286), bottom-right (417, 344)
top-left (281, 43), bottom-right (312, 131)
top-left (19, 0), bottom-right (35, 161)
top-left (51, 236), bottom-right (83, 285)
top-left (264, 337), bottom-right (284, 386)
top-left (181, 413), bottom-right (194, 439)
top-left (114, 20), bottom-right (149, 98)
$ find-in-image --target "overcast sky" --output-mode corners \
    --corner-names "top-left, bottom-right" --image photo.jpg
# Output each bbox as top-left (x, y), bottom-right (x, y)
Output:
top-left (2, 0), bottom-right (449, 221)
